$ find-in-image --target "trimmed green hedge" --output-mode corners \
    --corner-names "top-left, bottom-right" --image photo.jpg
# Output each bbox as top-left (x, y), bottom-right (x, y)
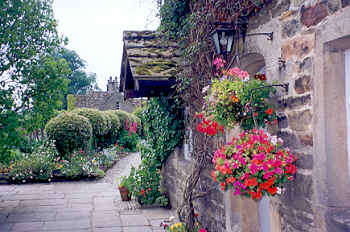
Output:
top-left (72, 108), bottom-right (110, 136)
top-left (45, 112), bottom-right (92, 156)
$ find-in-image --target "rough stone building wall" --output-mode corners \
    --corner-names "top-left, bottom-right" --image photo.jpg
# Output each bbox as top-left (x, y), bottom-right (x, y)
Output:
top-left (74, 77), bottom-right (136, 113)
top-left (163, 1), bottom-right (350, 231)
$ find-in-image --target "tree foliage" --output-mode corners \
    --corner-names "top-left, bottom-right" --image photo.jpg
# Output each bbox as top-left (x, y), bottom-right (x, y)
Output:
top-left (0, 0), bottom-right (65, 163)
top-left (55, 48), bottom-right (99, 95)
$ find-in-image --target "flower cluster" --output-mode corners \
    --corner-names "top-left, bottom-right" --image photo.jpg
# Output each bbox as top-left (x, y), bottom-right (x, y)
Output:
top-left (211, 129), bottom-right (297, 200)
top-left (160, 218), bottom-right (207, 232)
top-left (199, 58), bottom-right (278, 130)
top-left (222, 67), bottom-right (249, 81)
top-left (195, 113), bottom-right (224, 136)
top-left (125, 120), bottom-right (138, 136)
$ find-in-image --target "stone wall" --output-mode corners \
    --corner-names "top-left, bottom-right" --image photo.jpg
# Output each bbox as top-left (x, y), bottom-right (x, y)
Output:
top-left (74, 76), bottom-right (136, 113)
top-left (162, 147), bottom-right (226, 232)
top-left (163, 1), bottom-right (350, 231)
top-left (75, 91), bottom-right (135, 113)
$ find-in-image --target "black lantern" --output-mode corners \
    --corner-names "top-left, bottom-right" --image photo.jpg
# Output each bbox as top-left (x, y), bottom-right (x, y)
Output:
top-left (211, 23), bottom-right (235, 55)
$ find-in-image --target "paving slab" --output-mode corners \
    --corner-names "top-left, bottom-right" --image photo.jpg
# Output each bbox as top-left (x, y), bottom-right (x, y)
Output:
top-left (11, 222), bottom-right (44, 232)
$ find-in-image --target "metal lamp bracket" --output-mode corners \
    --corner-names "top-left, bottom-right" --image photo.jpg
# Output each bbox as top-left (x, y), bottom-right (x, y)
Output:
top-left (246, 32), bottom-right (273, 41)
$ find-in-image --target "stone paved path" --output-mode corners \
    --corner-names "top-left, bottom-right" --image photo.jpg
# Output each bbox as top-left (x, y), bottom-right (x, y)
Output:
top-left (0, 152), bottom-right (175, 232)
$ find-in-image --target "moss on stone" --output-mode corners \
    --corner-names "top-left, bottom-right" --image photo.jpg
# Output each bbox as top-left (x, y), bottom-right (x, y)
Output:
top-left (135, 66), bottom-right (152, 75)
top-left (135, 60), bottom-right (177, 75)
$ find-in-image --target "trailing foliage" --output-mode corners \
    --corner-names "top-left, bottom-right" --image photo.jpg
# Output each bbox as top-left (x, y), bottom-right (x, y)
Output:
top-left (159, 0), bottom-right (191, 40)
top-left (142, 96), bottom-right (184, 166)
top-left (128, 96), bottom-right (184, 205)
top-left (45, 112), bottom-right (92, 157)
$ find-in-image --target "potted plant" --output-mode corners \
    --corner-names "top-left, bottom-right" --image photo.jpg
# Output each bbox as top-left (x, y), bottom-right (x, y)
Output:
top-left (118, 175), bottom-right (132, 201)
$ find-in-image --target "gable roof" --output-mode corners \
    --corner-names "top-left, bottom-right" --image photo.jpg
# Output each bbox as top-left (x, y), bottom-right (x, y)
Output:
top-left (119, 31), bottom-right (180, 98)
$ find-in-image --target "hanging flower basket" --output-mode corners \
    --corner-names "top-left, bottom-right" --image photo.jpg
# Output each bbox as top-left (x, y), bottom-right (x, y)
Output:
top-left (197, 59), bottom-right (278, 136)
top-left (211, 129), bottom-right (297, 200)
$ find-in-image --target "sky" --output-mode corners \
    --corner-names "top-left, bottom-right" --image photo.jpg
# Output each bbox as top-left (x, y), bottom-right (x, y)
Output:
top-left (53, 0), bottom-right (160, 91)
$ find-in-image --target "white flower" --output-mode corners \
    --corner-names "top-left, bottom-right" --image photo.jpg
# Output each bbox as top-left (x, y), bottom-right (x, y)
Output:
top-left (202, 85), bottom-right (210, 94)
top-left (270, 136), bottom-right (278, 146)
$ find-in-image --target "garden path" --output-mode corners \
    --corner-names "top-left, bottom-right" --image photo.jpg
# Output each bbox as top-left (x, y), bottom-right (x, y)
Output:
top-left (0, 152), bottom-right (175, 232)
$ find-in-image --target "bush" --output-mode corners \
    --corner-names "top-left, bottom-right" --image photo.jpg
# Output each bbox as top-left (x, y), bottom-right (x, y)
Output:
top-left (100, 111), bottom-right (121, 147)
top-left (45, 112), bottom-right (92, 156)
top-left (71, 108), bottom-right (110, 136)
top-left (112, 110), bottom-right (130, 129)
top-left (132, 105), bottom-right (144, 120)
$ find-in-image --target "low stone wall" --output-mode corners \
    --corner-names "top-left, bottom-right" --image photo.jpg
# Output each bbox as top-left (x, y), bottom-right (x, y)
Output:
top-left (162, 147), bottom-right (226, 232)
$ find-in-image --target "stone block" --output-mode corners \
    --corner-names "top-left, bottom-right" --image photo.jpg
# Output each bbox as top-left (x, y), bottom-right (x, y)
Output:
top-left (299, 56), bottom-right (313, 74)
top-left (282, 19), bottom-right (300, 38)
top-left (278, 114), bottom-right (288, 129)
top-left (295, 153), bottom-right (313, 169)
top-left (301, 3), bottom-right (328, 27)
top-left (328, 0), bottom-right (340, 13)
top-left (343, 0), bottom-right (350, 8)
top-left (280, 206), bottom-right (314, 231)
top-left (281, 173), bottom-right (313, 212)
top-left (277, 131), bottom-right (300, 149)
top-left (326, 208), bottom-right (350, 231)
top-left (282, 34), bottom-right (315, 59)
top-left (288, 109), bottom-right (312, 131)
top-left (271, 0), bottom-right (291, 18)
top-left (297, 131), bottom-right (313, 146)
top-left (278, 94), bottom-right (312, 110)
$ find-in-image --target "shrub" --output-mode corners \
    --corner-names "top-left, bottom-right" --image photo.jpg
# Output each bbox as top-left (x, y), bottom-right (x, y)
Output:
top-left (132, 105), bottom-right (144, 120)
top-left (45, 112), bottom-right (92, 156)
top-left (71, 108), bottom-right (110, 136)
top-left (101, 111), bottom-right (121, 147)
top-left (113, 110), bottom-right (130, 129)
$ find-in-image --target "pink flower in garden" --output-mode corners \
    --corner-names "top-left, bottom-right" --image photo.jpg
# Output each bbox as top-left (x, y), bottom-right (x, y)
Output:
top-left (199, 229), bottom-right (207, 232)
top-left (125, 120), bottom-right (128, 129)
top-left (132, 121), bottom-right (137, 134)
top-left (128, 126), bottom-right (132, 137)
top-left (213, 57), bottom-right (226, 70)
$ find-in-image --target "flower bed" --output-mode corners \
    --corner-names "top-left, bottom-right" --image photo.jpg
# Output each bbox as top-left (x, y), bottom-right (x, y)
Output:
top-left (0, 141), bottom-right (127, 184)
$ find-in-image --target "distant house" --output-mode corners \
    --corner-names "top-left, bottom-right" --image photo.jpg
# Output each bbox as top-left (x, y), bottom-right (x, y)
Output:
top-left (74, 76), bottom-right (136, 113)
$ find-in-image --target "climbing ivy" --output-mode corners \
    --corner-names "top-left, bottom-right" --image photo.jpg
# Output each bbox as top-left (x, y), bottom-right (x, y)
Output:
top-left (142, 96), bottom-right (184, 167)
top-left (158, 0), bottom-right (191, 40)
top-left (129, 95), bottom-right (184, 205)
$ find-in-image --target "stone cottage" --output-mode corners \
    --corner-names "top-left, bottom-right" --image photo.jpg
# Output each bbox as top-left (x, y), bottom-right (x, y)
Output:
top-left (74, 76), bottom-right (136, 113)
top-left (120, 1), bottom-right (350, 231)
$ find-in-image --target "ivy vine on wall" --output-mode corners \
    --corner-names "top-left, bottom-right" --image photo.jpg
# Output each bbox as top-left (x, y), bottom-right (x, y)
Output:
top-left (129, 95), bottom-right (184, 206)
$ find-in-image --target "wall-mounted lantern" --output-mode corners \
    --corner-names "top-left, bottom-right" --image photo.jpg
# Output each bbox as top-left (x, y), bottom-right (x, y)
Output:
top-left (211, 21), bottom-right (273, 57)
top-left (211, 23), bottom-right (235, 55)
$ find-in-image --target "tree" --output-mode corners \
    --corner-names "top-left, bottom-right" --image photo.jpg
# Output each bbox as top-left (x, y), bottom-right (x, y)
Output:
top-left (56, 48), bottom-right (99, 96)
top-left (23, 55), bottom-right (70, 138)
top-left (0, 0), bottom-right (64, 163)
